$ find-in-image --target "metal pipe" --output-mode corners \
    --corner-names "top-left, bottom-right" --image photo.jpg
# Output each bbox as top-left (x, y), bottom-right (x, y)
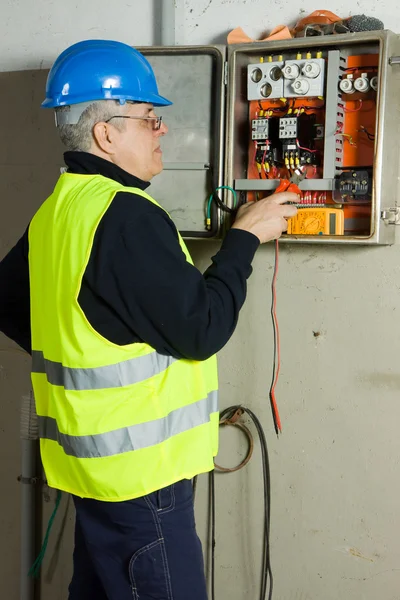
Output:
top-left (20, 392), bottom-right (38, 600)
top-left (20, 439), bottom-right (37, 600)
top-left (161, 0), bottom-right (176, 46)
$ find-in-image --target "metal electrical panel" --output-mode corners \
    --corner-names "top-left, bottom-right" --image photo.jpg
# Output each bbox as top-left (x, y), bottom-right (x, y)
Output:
top-left (226, 31), bottom-right (400, 245)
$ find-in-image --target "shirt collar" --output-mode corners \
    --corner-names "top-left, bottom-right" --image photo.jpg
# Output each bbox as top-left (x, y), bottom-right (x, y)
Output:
top-left (63, 151), bottom-right (151, 190)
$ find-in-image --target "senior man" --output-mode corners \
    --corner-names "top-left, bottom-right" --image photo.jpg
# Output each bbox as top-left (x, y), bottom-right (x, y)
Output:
top-left (0, 40), bottom-right (296, 600)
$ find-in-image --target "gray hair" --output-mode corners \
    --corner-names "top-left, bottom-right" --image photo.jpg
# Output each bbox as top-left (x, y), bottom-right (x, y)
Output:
top-left (55, 100), bottom-right (130, 152)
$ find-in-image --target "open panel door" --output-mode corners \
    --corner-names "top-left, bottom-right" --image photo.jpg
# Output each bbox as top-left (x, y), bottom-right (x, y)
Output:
top-left (141, 45), bottom-right (226, 239)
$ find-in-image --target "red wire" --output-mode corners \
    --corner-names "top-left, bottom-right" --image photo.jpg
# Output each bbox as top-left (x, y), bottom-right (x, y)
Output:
top-left (344, 66), bottom-right (377, 72)
top-left (262, 148), bottom-right (267, 176)
top-left (253, 141), bottom-right (258, 165)
top-left (296, 139), bottom-right (317, 153)
top-left (270, 239), bottom-right (282, 433)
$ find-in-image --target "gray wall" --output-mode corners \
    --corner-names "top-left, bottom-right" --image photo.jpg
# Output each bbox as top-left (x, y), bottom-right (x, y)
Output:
top-left (1, 2), bottom-right (400, 599)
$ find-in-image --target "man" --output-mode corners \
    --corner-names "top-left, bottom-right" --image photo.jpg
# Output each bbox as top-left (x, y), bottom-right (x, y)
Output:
top-left (0, 40), bottom-right (297, 599)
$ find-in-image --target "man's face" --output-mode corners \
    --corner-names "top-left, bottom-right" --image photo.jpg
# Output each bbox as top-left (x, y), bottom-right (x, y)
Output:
top-left (105, 102), bottom-right (168, 181)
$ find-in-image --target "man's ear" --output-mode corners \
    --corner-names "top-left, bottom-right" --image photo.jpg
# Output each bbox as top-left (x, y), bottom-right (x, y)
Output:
top-left (92, 121), bottom-right (118, 155)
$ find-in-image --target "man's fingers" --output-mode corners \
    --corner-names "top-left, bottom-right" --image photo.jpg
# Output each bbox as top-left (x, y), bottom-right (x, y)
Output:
top-left (255, 194), bottom-right (298, 215)
top-left (283, 204), bottom-right (298, 218)
top-left (269, 192), bottom-right (299, 205)
top-left (236, 196), bottom-right (298, 218)
top-left (280, 218), bottom-right (289, 231)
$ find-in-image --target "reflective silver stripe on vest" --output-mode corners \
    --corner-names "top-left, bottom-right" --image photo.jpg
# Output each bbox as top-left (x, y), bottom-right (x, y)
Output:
top-left (32, 350), bottom-right (176, 391)
top-left (38, 391), bottom-right (218, 458)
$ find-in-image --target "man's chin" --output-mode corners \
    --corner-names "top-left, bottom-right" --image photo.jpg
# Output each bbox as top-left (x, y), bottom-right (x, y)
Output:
top-left (152, 159), bottom-right (164, 177)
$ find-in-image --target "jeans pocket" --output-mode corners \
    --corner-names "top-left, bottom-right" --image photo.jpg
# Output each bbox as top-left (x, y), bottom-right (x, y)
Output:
top-left (146, 485), bottom-right (175, 513)
top-left (129, 539), bottom-right (173, 600)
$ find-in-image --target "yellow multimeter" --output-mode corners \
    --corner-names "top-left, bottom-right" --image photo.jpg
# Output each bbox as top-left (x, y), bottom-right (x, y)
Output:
top-left (287, 208), bottom-right (344, 236)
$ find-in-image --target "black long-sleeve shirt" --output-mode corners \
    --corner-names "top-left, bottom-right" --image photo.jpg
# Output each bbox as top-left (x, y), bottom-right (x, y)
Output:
top-left (0, 152), bottom-right (259, 360)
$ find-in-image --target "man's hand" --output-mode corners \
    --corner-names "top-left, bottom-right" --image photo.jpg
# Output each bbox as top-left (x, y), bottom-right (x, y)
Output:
top-left (232, 192), bottom-right (298, 244)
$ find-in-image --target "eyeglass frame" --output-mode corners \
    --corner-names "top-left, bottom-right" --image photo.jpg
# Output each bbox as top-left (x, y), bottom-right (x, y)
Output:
top-left (104, 115), bottom-right (163, 130)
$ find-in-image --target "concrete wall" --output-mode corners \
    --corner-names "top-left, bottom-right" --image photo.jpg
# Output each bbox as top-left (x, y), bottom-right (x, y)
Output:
top-left (1, 1), bottom-right (400, 599)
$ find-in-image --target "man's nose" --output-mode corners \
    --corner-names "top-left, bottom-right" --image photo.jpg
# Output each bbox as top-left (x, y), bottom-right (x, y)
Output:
top-left (157, 121), bottom-right (168, 136)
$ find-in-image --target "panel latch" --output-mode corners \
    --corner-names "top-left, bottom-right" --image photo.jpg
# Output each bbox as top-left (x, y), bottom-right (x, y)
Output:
top-left (381, 207), bottom-right (400, 224)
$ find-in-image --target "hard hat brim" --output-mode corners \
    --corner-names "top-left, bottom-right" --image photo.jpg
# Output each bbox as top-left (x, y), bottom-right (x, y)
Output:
top-left (42, 92), bottom-right (173, 109)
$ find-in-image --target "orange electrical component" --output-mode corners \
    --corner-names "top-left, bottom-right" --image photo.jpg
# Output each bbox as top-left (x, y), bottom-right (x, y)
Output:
top-left (340, 54), bottom-right (379, 168)
top-left (339, 54), bottom-right (378, 231)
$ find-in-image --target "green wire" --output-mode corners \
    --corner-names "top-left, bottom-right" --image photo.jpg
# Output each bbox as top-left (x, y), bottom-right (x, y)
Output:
top-left (29, 490), bottom-right (62, 578)
top-left (207, 185), bottom-right (238, 219)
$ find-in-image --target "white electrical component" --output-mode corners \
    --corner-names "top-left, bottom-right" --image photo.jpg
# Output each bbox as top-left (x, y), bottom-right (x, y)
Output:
top-left (292, 78), bottom-right (310, 95)
top-left (339, 75), bottom-right (355, 94)
top-left (282, 63), bottom-right (300, 80)
top-left (282, 58), bottom-right (325, 98)
top-left (247, 60), bottom-right (284, 100)
top-left (370, 75), bottom-right (378, 91)
top-left (302, 61), bottom-right (321, 78)
top-left (252, 118), bottom-right (269, 140)
top-left (354, 73), bottom-right (370, 92)
top-left (279, 117), bottom-right (298, 139)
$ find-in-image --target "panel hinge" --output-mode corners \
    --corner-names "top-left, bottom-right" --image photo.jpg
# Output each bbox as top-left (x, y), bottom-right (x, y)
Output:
top-left (223, 61), bottom-right (228, 86)
top-left (381, 207), bottom-right (400, 225)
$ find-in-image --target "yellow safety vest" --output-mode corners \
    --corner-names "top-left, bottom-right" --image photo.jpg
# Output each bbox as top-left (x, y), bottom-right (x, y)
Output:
top-left (28, 172), bottom-right (219, 502)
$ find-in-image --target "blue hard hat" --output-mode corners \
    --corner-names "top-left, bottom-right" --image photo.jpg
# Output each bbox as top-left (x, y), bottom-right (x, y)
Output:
top-left (42, 39), bottom-right (172, 108)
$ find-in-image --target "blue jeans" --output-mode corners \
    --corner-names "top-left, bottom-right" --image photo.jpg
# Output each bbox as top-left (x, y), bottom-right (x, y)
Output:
top-left (69, 479), bottom-right (208, 600)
